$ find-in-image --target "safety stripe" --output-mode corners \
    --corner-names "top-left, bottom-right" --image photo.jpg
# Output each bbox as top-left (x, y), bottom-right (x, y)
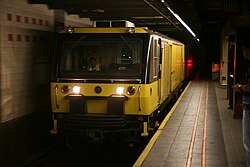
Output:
top-left (133, 81), bottom-right (191, 167)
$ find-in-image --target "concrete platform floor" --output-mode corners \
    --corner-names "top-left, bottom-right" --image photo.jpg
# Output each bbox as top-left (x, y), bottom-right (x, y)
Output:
top-left (134, 81), bottom-right (246, 167)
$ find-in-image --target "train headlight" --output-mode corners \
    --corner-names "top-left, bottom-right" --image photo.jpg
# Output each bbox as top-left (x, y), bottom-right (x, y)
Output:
top-left (116, 87), bottom-right (124, 95)
top-left (128, 27), bottom-right (135, 34)
top-left (67, 27), bottom-right (74, 34)
top-left (61, 85), bottom-right (70, 94)
top-left (127, 86), bottom-right (136, 95)
top-left (72, 86), bottom-right (81, 94)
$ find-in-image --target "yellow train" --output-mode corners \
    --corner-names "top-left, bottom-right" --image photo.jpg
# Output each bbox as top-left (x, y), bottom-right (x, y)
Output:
top-left (50, 24), bottom-right (185, 142)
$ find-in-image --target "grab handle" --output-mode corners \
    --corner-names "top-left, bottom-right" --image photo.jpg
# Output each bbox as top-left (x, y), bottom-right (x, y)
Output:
top-left (138, 86), bottom-right (142, 111)
top-left (55, 85), bottom-right (60, 109)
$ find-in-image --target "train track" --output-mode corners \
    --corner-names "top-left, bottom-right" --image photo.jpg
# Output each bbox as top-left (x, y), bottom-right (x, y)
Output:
top-left (16, 136), bottom-right (149, 167)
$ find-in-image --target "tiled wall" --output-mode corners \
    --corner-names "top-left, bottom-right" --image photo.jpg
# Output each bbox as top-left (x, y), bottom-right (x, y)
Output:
top-left (0, 1), bottom-right (92, 166)
top-left (0, 0), bottom-right (92, 123)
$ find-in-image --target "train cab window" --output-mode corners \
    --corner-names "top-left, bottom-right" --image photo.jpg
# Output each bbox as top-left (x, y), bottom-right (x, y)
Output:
top-left (59, 35), bottom-right (144, 79)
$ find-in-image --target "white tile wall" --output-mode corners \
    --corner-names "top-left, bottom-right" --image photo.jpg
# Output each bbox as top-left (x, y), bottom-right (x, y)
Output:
top-left (0, 0), bottom-right (92, 123)
top-left (65, 14), bottom-right (92, 27)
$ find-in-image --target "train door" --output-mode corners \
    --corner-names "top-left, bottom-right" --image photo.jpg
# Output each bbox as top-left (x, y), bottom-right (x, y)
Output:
top-left (161, 43), bottom-right (171, 98)
top-left (149, 37), bottom-right (161, 103)
top-left (171, 44), bottom-right (184, 92)
top-left (148, 37), bottom-right (161, 105)
top-left (153, 38), bottom-right (161, 102)
top-left (169, 44), bottom-right (173, 92)
top-left (158, 38), bottom-right (162, 102)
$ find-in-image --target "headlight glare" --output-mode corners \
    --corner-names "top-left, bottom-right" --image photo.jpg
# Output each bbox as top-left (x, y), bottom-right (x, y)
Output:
top-left (68, 27), bottom-right (74, 34)
top-left (128, 27), bottom-right (135, 34)
top-left (116, 87), bottom-right (124, 95)
top-left (72, 86), bottom-right (81, 94)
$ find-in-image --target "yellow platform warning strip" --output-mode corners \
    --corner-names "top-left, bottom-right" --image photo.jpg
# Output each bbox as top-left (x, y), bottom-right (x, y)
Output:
top-left (133, 81), bottom-right (191, 167)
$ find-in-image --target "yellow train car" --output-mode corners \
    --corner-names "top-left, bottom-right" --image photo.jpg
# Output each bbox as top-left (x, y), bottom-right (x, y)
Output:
top-left (50, 25), bottom-right (185, 142)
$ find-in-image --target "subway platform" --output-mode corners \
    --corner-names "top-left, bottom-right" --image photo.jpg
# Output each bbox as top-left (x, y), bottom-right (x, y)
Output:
top-left (134, 80), bottom-right (246, 167)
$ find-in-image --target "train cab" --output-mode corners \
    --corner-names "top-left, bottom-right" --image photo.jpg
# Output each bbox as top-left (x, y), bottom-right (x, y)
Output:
top-left (50, 22), bottom-right (185, 142)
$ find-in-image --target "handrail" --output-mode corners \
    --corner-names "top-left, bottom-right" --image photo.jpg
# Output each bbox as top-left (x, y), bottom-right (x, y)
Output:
top-left (138, 86), bottom-right (142, 111)
top-left (55, 85), bottom-right (60, 109)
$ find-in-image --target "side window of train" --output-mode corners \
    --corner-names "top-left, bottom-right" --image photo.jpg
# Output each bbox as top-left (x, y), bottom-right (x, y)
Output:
top-left (149, 38), bottom-right (160, 83)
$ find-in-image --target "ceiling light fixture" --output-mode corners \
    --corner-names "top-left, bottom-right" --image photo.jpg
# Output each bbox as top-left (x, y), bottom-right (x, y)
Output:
top-left (166, 6), bottom-right (199, 41)
top-left (144, 0), bottom-right (182, 31)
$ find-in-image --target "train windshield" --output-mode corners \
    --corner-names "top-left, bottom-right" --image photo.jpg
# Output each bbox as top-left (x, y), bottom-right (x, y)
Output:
top-left (58, 34), bottom-right (145, 79)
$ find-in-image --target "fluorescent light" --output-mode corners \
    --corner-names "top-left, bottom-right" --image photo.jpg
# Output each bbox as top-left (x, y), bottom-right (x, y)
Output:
top-left (167, 7), bottom-right (199, 40)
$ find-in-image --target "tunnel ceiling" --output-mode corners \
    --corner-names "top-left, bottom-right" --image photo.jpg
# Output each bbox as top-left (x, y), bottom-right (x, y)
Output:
top-left (28, 0), bottom-right (249, 45)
